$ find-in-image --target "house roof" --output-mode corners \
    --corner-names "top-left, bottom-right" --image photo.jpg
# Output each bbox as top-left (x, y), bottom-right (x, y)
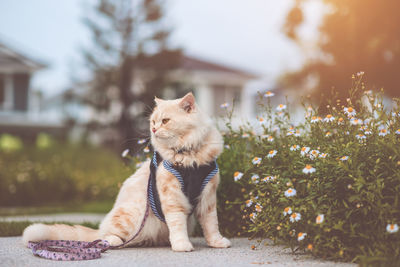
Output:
top-left (0, 41), bottom-right (47, 72)
top-left (180, 55), bottom-right (258, 79)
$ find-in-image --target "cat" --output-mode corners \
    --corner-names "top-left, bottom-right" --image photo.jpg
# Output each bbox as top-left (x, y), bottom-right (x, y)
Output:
top-left (22, 92), bottom-right (231, 252)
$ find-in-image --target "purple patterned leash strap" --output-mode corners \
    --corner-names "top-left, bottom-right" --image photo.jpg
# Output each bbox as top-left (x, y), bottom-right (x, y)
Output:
top-left (28, 177), bottom-right (151, 261)
top-left (28, 239), bottom-right (109, 261)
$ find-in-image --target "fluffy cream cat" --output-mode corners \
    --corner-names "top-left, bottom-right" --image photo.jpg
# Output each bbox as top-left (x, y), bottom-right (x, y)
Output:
top-left (22, 92), bottom-right (231, 252)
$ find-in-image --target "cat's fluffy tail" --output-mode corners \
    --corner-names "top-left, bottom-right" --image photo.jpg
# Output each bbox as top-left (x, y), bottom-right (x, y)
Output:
top-left (22, 223), bottom-right (99, 246)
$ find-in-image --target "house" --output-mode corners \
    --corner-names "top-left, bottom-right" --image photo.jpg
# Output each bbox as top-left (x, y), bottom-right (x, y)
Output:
top-left (164, 55), bottom-right (258, 118)
top-left (0, 41), bottom-right (65, 140)
top-left (44, 54), bottom-right (260, 143)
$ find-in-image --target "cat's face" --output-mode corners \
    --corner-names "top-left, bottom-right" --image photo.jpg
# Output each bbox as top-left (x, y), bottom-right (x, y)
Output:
top-left (150, 93), bottom-right (205, 146)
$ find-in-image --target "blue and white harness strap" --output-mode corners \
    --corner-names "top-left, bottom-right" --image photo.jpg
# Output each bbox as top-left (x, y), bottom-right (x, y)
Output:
top-left (148, 151), bottom-right (218, 222)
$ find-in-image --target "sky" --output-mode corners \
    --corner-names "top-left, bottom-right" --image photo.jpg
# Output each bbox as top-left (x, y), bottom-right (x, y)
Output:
top-left (0, 0), bottom-right (321, 96)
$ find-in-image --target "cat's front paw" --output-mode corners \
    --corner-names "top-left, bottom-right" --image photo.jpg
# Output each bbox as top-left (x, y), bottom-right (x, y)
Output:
top-left (208, 236), bottom-right (231, 248)
top-left (171, 240), bottom-right (194, 252)
top-left (104, 234), bottom-right (124, 246)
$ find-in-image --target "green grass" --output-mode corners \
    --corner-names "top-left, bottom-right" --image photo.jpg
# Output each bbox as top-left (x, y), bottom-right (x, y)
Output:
top-left (0, 201), bottom-right (113, 216)
top-left (0, 221), bottom-right (99, 237)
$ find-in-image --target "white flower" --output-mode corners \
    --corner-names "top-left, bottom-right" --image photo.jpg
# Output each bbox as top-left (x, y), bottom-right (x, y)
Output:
top-left (286, 131), bottom-right (294, 136)
top-left (258, 117), bottom-right (266, 125)
top-left (344, 107), bottom-right (356, 117)
top-left (121, 149), bottom-right (130, 158)
top-left (325, 131), bottom-right (332, 137)
top-left (276, 104), bottom-right (287, 111)
top-left (303, 164), bottom-right (316, 174)
top-left (378, 124), bottom-right (386, 130)
top-left (355, 134), bottom-right (366, 141)
top-left (267, 135), bottom-right (274, 142)
top-left (285, 188), bottom-right (297, 197)
top-left (249, 212), bottom-right (257, 222)
top-left (220, 102), bottom-right (230, 109)
top-left (290, 212), bottom-right (301, 222)
top-left (323, 114), bottom-right (335, 122)
top-left (319, 153), bottom-right (328, 159)
top-left (340, 156), bottom-right (349, 161)
top-left (143, 146), bottom-right (150, 153)
top-left (251, 174), bottom-right (260, 183)
top-left (316, 214), bottom-right (325, 224)
top-left (294, 130), bottom-right (301, 137)
top-left (310, 116), bottom-right (322, 123)
top-left (267, 150), bottom-right (277, 158)
top-left (245, 199), bottom-right (253, 207)
top-left (252, 157), bottom-right (262, 165)
top-left (350, 118), bottom-right (363, 125)
top-left (309, 150), bottom-right (320, 160)
top-left (300, 147), bottom-right (310, 156)
top-left (283, 207), bottom-right (292, 216)
top-left (290, 145), bottom-right (300, 151)
top-left (396, 129), bottom-right (400, 135)
top-left (297, 232), bottom-right (307, 241)
top-left (255, 204), bottom-right (263, 212)
top-left (264, 91), bottom-right (275, 97)
top-left (379, 128), bottom-right (389, 136)
top-left (224, 145), bottom-right (230, 149)
top-left (386, 223), bottom-right (399, 233)
top-left (233, 171), bottom-right (243, 181)
top-left (364, 130), bottom-right (372, 135)
top-left (242, 133), bottom-right (250, 138)
top-left (138, 139), bottom-right (146, 144)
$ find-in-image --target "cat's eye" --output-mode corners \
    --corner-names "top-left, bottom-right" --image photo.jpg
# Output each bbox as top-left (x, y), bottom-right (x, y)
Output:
top-left (162, 118), bottom-right (170, 124)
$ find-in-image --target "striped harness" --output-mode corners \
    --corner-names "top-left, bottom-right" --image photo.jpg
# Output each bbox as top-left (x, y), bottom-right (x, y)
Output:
top-left (148, 151), bottom-right (218, 222)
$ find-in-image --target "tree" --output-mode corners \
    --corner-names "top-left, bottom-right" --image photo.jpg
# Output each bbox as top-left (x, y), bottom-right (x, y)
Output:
top-left (82, 0), bottom-right (181, 149)
top-left (282, 0), bottom-right (400, 104)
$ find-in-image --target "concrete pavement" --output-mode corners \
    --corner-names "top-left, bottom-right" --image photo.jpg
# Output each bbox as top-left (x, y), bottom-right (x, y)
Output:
top-left (0, 237), bottom-right (356, 267)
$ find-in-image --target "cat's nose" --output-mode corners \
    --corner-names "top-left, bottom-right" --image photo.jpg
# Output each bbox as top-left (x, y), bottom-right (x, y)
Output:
top-left (152, 128), bottom-right (157, 133)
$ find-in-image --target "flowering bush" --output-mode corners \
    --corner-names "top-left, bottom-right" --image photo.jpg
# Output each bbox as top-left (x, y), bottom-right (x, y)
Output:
top-left (218, 75), bottom-right (400, 264)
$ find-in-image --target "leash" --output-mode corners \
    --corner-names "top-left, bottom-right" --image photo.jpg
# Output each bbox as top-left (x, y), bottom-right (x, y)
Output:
top-left (28, 178), bottom-right (151, 261)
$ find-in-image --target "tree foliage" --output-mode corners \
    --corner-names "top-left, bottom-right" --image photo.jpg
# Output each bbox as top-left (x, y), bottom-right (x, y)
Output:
top-left (282, 0), bottom-right (400, 104)
top-left (82, 0), bottom-right (181, 148)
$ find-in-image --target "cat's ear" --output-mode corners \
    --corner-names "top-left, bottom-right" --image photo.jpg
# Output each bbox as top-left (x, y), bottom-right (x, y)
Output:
top-left (154, 96), bottom-right (162, 105)
top-left (179, 92), bottom-right (195, 113)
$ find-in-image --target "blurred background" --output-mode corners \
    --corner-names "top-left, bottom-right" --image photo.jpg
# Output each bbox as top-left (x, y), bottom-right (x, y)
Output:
top-left (0, 0), bottom-right (399, 212)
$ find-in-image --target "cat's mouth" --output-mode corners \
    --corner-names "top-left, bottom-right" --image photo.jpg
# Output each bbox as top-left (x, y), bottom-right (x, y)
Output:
top-left (153, 132), bottom-right (174, 140)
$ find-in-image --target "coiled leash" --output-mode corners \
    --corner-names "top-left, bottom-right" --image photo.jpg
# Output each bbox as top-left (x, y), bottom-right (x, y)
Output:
top-left (27, 179), bottom-right (150, 261)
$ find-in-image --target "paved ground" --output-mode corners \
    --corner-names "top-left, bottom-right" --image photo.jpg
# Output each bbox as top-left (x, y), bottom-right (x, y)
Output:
top-left (0, 213), bottom-right (106, 224)
top-left (0, 214), bottom-right (356, 266)
top-left (0, 237), bottom-right (356, 267)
